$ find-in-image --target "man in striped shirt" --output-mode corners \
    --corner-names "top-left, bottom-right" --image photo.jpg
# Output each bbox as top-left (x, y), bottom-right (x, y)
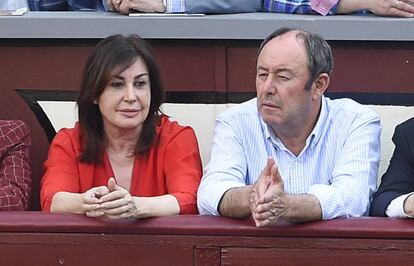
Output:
top-left (0, 120), bottom-right (31, 210)
top-left (197, 28), bottom-right (381, 226)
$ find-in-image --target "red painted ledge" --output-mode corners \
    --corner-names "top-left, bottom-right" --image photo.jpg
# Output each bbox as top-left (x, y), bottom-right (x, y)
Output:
top-left (0, 212), bottom-right (413, 239)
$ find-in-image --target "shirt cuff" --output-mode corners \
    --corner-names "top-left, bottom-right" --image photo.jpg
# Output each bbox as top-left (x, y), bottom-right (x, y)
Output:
top-left (165, 0), bottom-right (186, 13)
top-left (310, 0), bottom-right (339, 15)
top-left (197, 180), bottom-right (245, 216)
top-left (307, 184), bottom-right (347, 220)
top-left (386, 193), bottom-right (414, 218)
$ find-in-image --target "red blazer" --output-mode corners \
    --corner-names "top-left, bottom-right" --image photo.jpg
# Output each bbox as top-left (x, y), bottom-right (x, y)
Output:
top-left (0, 120), bottom-right (31, 210)
top-left (41, 116), bottom-right (202, 214)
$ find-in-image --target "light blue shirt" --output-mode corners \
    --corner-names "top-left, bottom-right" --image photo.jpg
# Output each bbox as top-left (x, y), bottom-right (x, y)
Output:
top-left (165, 0), bottom-right (185, 12)
top-left (0, 0), bottom-right (28, 10)
top-left (197, 96), bottom-right (381, 220)
top-left (165, 0), bottom-right (260, 13)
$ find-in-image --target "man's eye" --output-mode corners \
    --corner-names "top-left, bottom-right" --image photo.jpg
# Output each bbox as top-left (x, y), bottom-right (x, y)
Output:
top-left (278, 76), bottom-right (290, 81)
top-left (258, 72), bottom-right (268, 78)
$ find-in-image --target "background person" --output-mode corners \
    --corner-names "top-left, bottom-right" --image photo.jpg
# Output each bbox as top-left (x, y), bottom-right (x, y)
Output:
top-left (27, 0), bottom-right (260, 13)
top-left (0, 120), bottom-right (31, 211)
top-left (29, 0), bottom-right (412, 17)
top-left (41, 34), bottom-right (202, 219)
top-left (370, 118), bottom-right (414, 218)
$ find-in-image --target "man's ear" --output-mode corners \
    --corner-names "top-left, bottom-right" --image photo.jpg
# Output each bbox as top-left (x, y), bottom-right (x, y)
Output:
top-left (311, 73), bottom-right (330, 100)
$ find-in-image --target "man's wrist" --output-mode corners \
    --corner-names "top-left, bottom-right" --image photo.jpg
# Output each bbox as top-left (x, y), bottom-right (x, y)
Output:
top-left (403, 194), bottom-right (414, 217)
top-left (283, 193), bottom-right (322, 222)
top-left (218, 185), bottom-right (253, 218)
top-left (280, 193), bottom-right (295, 219)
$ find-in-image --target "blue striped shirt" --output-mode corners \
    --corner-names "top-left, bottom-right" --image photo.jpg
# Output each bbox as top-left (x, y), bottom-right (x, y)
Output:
top-left (165, 0), bottom-right (185, 12)
top-left (167, 0), bottom-right (337, 14)
top-left (263, 0), bottom-right (337, 15)
top-left (198, 96), bottom-right (381, 220)
top-left (28, 0), bottom-right (181, 12)
top-left (28, 0), bottom-right (104, 11)
top-left (0, 0), bottom-right (28, 10)
top-left (27, 0), bottom-right (365, 14)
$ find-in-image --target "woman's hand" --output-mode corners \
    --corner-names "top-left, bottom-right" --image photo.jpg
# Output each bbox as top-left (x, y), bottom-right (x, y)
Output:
top-left (99, 177), bottom-right (143, 219)
top-left (51, 187), bottom-right (109, 215)
top-left (89, 178), bottom-right (179, 219)
top-left (83, 186), bottom-right (110, 217)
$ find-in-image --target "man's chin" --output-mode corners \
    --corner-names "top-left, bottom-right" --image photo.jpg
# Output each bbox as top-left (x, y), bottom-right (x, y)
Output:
top-left (261, 114), bottom-right (283, 125)
top-left (260, 106), bottom-right (281, 116)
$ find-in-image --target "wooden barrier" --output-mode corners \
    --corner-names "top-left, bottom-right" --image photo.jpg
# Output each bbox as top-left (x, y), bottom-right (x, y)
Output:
top-left (1, 12), bottom-right (413, 210)
top-left (0, 212), bottom-right (414, 265)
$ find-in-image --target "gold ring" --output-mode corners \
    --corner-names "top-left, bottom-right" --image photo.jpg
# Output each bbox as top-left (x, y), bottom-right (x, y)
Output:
top-left (394, 0), bottom-right (400, 8)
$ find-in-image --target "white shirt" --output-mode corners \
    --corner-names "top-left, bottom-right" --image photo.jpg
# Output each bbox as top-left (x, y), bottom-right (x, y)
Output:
top-left (0, 0), bottom-right (27, 10)
top-left (386, 193), bottom-right (414, 218)
top-left (197, 96), bottom-right (381, 219)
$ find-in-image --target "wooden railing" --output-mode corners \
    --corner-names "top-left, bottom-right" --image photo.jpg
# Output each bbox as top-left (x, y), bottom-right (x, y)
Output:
top-left (0, 212), bottom-right (413, 265)
top-left (1, 12), bottom-right (413, 213)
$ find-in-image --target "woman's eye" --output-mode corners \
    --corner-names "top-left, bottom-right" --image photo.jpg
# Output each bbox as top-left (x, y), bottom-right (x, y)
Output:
top-left (111, 82), bottom-right (123, 88)
top-left (134, 81), bottom-right (147, 87)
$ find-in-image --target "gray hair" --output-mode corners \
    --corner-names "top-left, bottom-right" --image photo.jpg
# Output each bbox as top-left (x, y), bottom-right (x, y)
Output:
top-left (258, 27), bottom-right (334, 90)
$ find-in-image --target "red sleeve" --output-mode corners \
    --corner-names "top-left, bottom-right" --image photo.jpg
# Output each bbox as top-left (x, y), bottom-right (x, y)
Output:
top-left (0, 120), bottom-right (31, 211)
top-left (163, 125), bottom-right (202, 214)
top-left (40, 127), bottom-right (82, 211)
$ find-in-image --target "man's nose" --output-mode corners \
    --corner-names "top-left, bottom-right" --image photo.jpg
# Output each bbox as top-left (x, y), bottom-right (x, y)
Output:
top-left (263, 75), bottom-right (277, 94)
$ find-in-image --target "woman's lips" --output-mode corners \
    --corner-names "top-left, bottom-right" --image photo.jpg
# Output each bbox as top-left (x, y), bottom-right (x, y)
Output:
top-left (118, 109), bottom-right (140, 117)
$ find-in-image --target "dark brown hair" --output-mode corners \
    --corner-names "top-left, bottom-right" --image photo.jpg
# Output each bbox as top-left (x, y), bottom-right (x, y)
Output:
top-left (77, 34), bottom-right (165, 163)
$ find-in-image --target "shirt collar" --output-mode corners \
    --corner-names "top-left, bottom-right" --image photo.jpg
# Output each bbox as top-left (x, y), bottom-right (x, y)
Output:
top-left (264, 119), bottom-right (284, 149)
top-left (309, 95), bottom-right (329, 149)
top-left (260, 112), bottom-right (286, 151)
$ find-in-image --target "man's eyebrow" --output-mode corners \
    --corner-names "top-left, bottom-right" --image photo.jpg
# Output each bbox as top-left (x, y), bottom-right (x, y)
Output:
top-left (274, 68), bottom-right (294, 74)
top-left (257, 66), bottom-right (294, 75)
top-left (257, 66), bottom-right (269, 71)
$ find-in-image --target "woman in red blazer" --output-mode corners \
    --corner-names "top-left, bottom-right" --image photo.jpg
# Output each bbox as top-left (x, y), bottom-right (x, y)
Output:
top-left (41, 35), bottom-right (202, 219)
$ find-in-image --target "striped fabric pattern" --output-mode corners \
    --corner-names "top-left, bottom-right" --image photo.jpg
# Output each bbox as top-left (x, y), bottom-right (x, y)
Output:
top-left (28, 0), bottom-right (104, 11)
top-left (29, 0), bottom-right (183, 12)
top-left (197, 96), bottom-right (381, 219)
top-left (0, 0), bottom-right (28, 10)
top-left (165, 0), bottom-right (185, 13)
top-left (263, 0), bottom-right (338, 14)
